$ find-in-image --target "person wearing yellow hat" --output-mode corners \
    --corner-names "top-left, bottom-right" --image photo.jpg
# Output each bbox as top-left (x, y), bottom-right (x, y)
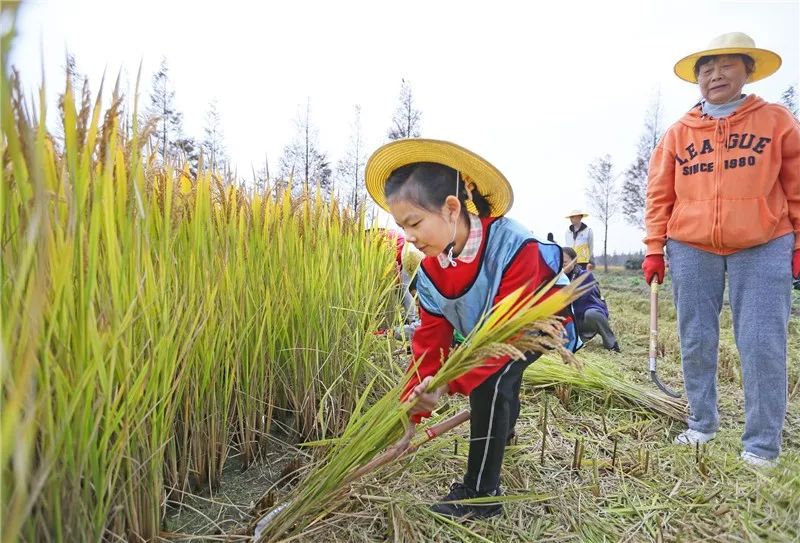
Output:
top-left (643, 32), bottom-right (799, 468)
top-left (366, 228), bottom-right (422, 339)
top-left (365, 139), bottom-right (580, 519)
top-left (564, 209), bottom-right (594, 270)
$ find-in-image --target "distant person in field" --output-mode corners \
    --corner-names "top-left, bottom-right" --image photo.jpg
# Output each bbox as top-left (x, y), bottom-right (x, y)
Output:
top-left (394, 231), bottom-right (421, 324)
top-left (365, 139), bottom-right (579, 520)
top-left (367, 228), bottom-right (419, 333)
top-left (394, 233), bottom-right (423, 341)
top-left (643, 32), bottom-right (800, 468)
top-left (391, 231), bottom-right (419, 326)
top-left (562, 247), bottom-right (621, 352)
top-left (564, 210), bottom-right (595, 270)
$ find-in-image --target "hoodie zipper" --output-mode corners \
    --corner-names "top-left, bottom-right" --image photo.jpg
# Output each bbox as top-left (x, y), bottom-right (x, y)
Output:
top-left (712, 118), bottom-right (729, 248)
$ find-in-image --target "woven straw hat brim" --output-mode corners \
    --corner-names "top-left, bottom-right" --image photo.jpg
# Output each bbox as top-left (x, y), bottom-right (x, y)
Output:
top-left (564, 210), bottom-right (589, 219)
top-left (365, 139), bottom-right (513, 217)
top-left (674, 46), bottom-right (781, 83)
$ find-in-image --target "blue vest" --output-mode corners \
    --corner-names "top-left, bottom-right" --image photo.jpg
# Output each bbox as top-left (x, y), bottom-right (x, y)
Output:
top-left (416, 217), bottom-right (581, 352)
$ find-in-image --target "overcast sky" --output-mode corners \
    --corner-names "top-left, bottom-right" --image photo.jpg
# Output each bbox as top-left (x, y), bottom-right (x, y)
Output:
top-left (7, 0), bottom-right (800, 253)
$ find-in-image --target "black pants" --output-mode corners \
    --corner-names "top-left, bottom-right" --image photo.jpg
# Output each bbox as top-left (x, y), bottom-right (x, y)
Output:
top-left (463, 352), bottom-right (540, 494)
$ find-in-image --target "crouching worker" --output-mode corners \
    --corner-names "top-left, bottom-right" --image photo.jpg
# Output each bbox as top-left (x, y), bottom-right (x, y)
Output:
top-left (367, 229), bottom-right (421, 339)
top-left (394, 234), bottom-right (423, 341)
top-left (562, 247), bottom-right (621, 352)
top-left (365, 139), bottom-right (578, 520)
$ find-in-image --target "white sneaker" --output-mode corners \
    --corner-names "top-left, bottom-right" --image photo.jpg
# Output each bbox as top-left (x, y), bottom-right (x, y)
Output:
top-left (673, 429), bottom-right (716, 445)
top-left (741, 451), bottom-right (777, 468)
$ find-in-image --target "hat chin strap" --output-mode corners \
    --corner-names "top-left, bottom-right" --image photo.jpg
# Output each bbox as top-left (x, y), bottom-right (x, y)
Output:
top-left (443, 171), bottom-right (460, 267)
top-left (444, 240), bottom-right (457, 267)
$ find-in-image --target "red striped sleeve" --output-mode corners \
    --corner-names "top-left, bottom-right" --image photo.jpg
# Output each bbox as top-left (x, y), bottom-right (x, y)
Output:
top-left (403, 306), bottom-right (454, 423)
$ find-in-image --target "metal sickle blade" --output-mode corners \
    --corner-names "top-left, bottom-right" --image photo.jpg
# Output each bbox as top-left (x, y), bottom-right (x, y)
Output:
top-left (650, 370), bottom-right (682, 398)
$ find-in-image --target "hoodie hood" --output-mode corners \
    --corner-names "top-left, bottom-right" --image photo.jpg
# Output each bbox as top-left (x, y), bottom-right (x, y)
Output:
top-left (679, 94), bottom-right (769, 128)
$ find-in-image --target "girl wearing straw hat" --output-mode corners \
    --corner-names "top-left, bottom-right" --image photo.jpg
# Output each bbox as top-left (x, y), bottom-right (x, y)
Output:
top-left (365, 139), bottom-right (579, 519)
top-left (564, 210), bottom-right (595, 269)
top-left (643, 32), bottom-right (800, 467)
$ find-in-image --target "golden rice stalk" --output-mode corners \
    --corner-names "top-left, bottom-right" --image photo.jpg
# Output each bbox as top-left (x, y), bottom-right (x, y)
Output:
top-left (524, 352), bottom-right (687, 421)
top-left (2, 44), bottom-right (397, 540)
top-left (252, 277), bottom-right (588, 541)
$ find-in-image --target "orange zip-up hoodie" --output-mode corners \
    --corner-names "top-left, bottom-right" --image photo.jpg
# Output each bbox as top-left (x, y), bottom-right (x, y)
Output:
top-left (644, 95), bottom-right (800, 256)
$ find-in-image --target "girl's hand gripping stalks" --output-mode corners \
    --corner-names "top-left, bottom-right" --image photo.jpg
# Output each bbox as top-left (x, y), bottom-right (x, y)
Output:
top-left (408, 375), bottom-right (447, 417)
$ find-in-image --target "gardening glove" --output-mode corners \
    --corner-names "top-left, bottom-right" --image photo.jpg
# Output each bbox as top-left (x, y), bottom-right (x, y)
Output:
top-left (407, 375), bottom-right (446, 418)
top-left (642, 254), bottom-right (665, 285)
top-left (793, 249), bottom-right (800, 279)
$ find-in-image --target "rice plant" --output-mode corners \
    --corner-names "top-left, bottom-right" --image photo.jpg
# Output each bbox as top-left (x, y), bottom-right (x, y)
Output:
top-left (1, 38), bottom-right (397, 542)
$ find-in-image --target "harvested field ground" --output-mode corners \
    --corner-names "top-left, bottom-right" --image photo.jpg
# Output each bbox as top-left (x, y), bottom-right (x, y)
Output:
top-left (166, 270), bottom-right (800, 543)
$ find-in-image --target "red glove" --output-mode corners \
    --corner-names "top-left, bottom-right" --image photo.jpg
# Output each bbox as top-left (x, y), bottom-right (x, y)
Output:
top-left (793, 249), bottom-right (800, 279)
top-left (642, 254), bottom-right (665, 284)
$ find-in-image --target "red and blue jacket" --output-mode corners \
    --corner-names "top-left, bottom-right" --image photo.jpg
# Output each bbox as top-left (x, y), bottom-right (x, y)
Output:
top-left (404, 216), bottom-right (577, 421)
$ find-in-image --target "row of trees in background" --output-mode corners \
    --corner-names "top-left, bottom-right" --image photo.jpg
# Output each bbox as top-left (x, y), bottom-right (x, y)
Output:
top-left (586, 85), bottom-right (798, 272)
top-left (147, 60), bottom-right (228, 179)
top-left (140, 59), bottom-right (423, 214)
top-left (65, 56), bottom-right (797, 244)
top-left (273, 78), bottom-right (422, 212)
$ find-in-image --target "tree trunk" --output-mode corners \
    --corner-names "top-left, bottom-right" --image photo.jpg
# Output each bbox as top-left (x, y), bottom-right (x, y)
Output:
top-left (603, 221), bottom-right (609, 272)
top-left (406, 99), bottom-right (412, 138)
top-left (304, 101), bottom-right (310, 192)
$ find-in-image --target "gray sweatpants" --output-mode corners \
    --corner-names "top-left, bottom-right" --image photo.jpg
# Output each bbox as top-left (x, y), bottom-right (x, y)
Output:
top-left (667, 234), bottom-right (794, 459)
top-left (579, 309), bottom-right (618, 349)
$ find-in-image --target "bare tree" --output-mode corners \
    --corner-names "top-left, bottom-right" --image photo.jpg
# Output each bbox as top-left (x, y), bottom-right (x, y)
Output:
top-left (278, 99), bottom-right (331, 195)
top-left (387, 78), bottom-right (422, 140)
top-left (56, 54), bottom-right (89, 150)
top-left (621, 93), bottom-right (663, 230)
top-left (780, 85), bottom-right (798, 118)
top-left (147, 58), bottom-right (184, 163)
top-left (64, 53), bottom-right (85, 94)
top-left (175, 136), bottom-right (199, 177)
top-left (336, 105), bottom-right (369, 213)
top-left (253, 154), bottom-right (271, 194)
top-left (586, 155), bottom-right (620, 272)
top-left (201, 98), bottom-right (227, 173)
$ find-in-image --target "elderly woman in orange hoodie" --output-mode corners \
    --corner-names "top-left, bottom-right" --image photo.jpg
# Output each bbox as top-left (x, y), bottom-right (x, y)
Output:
top-left (643, 32), bottom-right (799, 467)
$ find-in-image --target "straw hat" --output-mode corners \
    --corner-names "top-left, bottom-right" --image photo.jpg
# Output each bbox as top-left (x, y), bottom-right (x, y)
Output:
top-left (365, 139), bottom-right (513, 217)
top-left (674, 32), bottom-right (781, 83)
top-left (565, 210), bottom-right (589, 219)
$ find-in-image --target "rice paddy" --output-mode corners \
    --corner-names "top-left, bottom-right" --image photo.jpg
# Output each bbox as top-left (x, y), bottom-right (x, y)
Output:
top-left (1, 55), bottom-right (398, 541)
top-left (2, 19), bottom-right (799, 543)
